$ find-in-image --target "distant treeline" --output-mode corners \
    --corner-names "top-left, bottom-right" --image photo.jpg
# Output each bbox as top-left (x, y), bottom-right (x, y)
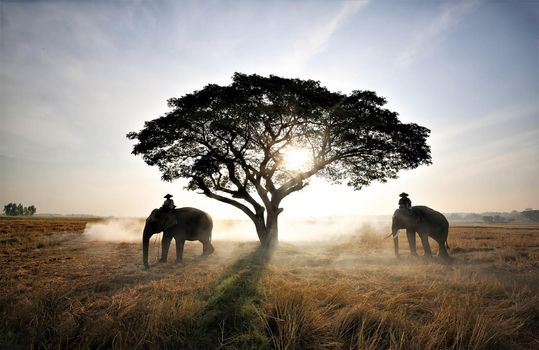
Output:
top-left (446, 209), bottom-right (539, 224)
top-left (521, 209), bottom-right (539, 223)
top-left (3, 203), bottom-right (37, 216)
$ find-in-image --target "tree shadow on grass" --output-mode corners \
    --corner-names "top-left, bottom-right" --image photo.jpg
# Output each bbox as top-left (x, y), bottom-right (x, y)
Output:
top-left (174, 246), bottom-right (273, 350)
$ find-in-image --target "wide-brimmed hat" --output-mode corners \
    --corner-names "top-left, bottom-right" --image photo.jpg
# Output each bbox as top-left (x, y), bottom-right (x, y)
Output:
top-left (164, 194), bottom-right (173, 198)
top-left (399, 192), bottom-right (409, 197)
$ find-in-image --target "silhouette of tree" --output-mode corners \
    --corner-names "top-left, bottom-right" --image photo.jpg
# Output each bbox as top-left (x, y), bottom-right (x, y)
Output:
top-left (127, 73), bottom-right (431, 246)
top-left (3, 203), bottom-right (36, 216)
top-left (23, 205), bottom-right (36, 216)
top-left (522, 209), bottom-right (539, 222)
top-left (3, 203), bottom-right (17, 216)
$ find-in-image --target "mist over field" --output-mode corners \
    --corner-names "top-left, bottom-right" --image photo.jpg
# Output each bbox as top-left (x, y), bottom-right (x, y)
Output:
top-left (82, 216), bottom-right (390, 243)
top-left (83, 218), bottom-right (144, 242)
top-left (82, 207), bottom-right (539, 246)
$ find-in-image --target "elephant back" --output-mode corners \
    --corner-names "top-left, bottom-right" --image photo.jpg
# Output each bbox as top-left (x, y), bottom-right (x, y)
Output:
top-left (412, 205), bottom-right (448, 227)
top-left (173, 207), bottom-right (213, 237)
top-left (172, 207), bottom-right (211, 220)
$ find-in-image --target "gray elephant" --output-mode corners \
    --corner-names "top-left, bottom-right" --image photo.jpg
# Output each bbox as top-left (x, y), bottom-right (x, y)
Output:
top-left (143, 207), bottom-right (214, 269)
top-left (389, 206), bottom-right (449, 259)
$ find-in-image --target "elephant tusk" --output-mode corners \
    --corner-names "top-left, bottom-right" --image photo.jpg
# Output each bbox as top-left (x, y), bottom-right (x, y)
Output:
top-left (385, 232), bottom-right (399, 239)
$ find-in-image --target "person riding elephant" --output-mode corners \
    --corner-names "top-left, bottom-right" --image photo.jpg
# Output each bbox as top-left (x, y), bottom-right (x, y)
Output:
top-left (389, 205), bottom-right (450, 260)
top-left (161, 194), bottom-right (176, 212)
top-left (142, 207), bottom-right (214, 269)
top-left (398, 192), bottom-right (412, 210)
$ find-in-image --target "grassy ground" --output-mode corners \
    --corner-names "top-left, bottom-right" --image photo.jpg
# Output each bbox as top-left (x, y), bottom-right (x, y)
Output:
top-left (1, 217), bottom-right (538, 349)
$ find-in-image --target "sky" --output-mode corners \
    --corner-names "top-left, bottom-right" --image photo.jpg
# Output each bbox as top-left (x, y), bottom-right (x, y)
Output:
top-left (0, 0), bottom-right (538, 219)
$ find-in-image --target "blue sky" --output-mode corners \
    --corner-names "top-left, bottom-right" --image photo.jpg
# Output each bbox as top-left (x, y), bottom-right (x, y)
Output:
top-left (0, 0), bottom-right (538, 217)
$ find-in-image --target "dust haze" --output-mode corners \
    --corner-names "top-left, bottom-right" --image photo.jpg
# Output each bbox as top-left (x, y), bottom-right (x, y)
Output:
top-left (83, 218), bottom-right (145, 242)
top-left (82, 215), bottom-right (390, 243)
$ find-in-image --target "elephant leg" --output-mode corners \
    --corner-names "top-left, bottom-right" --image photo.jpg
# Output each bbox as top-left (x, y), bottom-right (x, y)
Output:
top-left (419, 233), bottom-right (432, 257)
top-left (160, 234), bottom-right (173, 262)
top-left (438, 227), bottom-right (450, 259)
top-left (201, 239), bottom-right (215, 256)
top-left (406, 229), bottom-right (418, 256)
top-left (438, 241), bottom-right (450, 259)
top-left (437, 229), bottom-right (450, 259)
top-left (394, 236), bottom-right (400, 258)
top-left (175, 239), bottom-right (185, 263)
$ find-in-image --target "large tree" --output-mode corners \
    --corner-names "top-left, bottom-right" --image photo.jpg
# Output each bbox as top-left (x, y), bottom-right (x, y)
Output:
top-left (127, 73), bottom-right (431, 246)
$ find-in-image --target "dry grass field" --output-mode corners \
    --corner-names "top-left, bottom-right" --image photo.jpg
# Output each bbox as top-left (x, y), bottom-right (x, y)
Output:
top-left (1, 216), bottom-right (538, 349)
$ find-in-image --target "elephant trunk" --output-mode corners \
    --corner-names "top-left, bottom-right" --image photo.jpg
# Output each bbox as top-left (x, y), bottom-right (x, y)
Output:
top-left (142, 224), bottom-right (152, 269)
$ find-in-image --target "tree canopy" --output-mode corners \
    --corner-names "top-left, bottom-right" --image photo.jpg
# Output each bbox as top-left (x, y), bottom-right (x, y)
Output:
top-left (127, 73), bottom-right (431, 245)
top-left (3, 203), bottom-right (37, 216)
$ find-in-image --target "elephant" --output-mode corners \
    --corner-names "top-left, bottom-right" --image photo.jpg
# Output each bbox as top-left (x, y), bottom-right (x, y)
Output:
top-left (143, 207), bottom-right (214, 269)
top-left (389, 206), bottom-right (449, 259)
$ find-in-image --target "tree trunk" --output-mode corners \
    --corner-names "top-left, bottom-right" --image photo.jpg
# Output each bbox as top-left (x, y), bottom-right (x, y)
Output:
top-left (264, 211), bottom-right (279, 248)
top-left (253, 210), bottom-right (280, 248)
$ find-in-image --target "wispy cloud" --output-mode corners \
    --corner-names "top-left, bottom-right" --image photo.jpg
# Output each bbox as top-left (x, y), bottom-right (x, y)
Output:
top-left (396, 0), bottom-right (483, 68)
top-left (435, 126), bottom-right (539, 183)
top-left (282, 1), bottom-right (369, 72)
top-left (437, 102), bottom-right (538, 141)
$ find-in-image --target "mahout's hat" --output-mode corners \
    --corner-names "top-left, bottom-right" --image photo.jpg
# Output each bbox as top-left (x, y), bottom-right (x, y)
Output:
top-left (399, 192), bottom-right (409, 197)
top-left (164, 194), bottom-right (173, 198)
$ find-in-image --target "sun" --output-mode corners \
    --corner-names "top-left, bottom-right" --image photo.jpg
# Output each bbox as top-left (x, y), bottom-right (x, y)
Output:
top-left (282, 147), bottom-right (311, 171)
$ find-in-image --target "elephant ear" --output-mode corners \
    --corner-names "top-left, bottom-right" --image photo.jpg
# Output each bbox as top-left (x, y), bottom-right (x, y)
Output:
top-left (146, 209), bottom-right (159, 223)
top-left (162, 213), bottom-right (178, 230)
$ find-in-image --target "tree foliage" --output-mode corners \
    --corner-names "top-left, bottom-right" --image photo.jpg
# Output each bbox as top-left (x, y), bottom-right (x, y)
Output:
top-left (3, 203), bottom-right (37, 216)
top-left (521, 209), bottom-right (539, 223)
top-left (128, 73), bottom-right (431, 245)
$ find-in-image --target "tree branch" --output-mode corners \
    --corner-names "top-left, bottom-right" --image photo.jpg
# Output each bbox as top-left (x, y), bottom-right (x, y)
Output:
top-left (192, 176), bottom-right (258, 222)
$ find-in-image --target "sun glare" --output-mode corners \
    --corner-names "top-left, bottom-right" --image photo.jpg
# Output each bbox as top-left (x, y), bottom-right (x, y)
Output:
top-left (282, 147), bottom-right (311, 171)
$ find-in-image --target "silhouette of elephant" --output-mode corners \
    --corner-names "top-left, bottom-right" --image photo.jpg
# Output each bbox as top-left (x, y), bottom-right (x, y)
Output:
top-left (142, 207), bottom-right (214, 269)
top-left (389, 206), bottom-right (449, 259)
